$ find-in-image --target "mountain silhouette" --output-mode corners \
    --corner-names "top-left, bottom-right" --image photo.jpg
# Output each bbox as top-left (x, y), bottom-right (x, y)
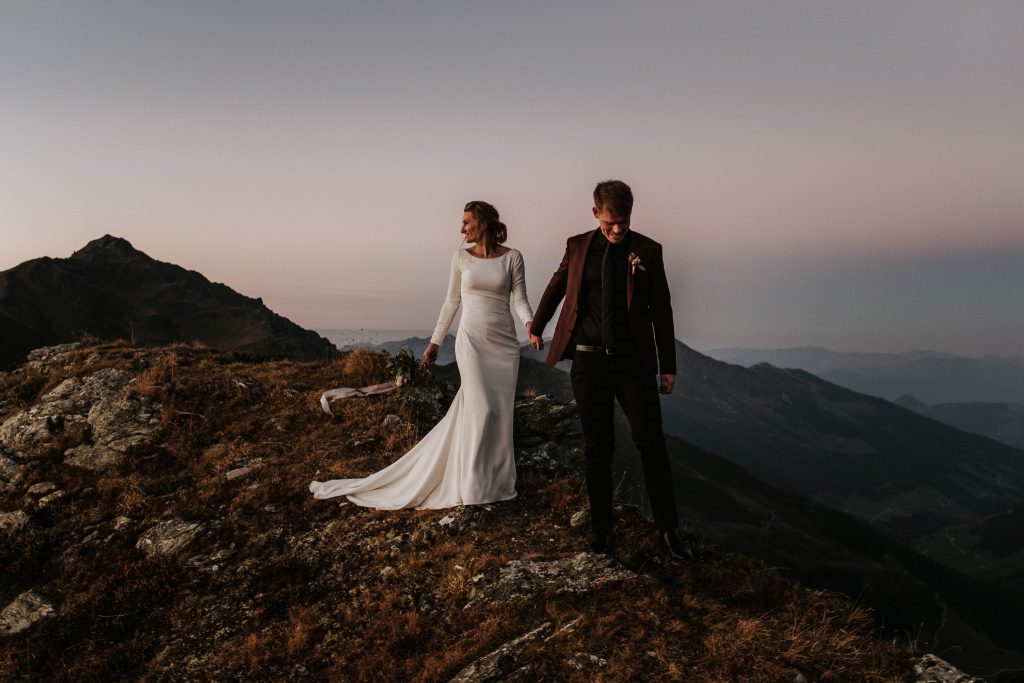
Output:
top-left (0, 235), bottom-right (335, 369)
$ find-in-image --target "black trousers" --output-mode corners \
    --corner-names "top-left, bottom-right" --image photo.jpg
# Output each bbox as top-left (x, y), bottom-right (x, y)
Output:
top-left (569, 347), bottom-right (679, 534)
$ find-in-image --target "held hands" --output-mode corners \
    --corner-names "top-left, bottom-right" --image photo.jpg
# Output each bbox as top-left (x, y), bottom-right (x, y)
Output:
top-left (659, 373), bottom-right (676, 394)
top-left (526, 321), bottom-right (544, 350)
top-left (422, 342), bottom-right (439, 366)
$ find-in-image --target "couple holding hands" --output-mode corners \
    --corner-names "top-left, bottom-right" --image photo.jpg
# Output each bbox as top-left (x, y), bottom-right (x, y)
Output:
top-left (310, 179), bottom-right (693, 560)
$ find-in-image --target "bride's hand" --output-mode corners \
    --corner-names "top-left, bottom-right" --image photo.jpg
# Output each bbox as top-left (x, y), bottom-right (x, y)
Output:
top-left (422, 343), bottom-right (439, 366)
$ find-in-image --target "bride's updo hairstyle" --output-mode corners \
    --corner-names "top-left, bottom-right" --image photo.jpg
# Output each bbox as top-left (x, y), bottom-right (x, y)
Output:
top-left (464, 200), bottom-right (508, 244)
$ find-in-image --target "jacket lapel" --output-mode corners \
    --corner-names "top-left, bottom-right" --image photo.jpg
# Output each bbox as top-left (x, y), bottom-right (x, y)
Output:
top-left (574, 228), bottom-right (599, 309)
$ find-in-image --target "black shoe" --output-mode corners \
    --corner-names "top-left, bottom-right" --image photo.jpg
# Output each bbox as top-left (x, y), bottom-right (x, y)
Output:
top-left (662, 529), bottom-right (695, 560)
top-left (590, 531), bottom-right (612, 554)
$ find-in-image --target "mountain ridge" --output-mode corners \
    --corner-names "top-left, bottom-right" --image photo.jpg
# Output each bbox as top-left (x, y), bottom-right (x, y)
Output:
top-left (0, 235), bottom-right (336, 369)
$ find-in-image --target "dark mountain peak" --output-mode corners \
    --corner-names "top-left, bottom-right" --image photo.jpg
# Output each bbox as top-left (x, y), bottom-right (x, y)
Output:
top-left (1, 236), bottom-right (336, 369)
top-left (894, 393), bottom-right (929, 411)
top-left (70, 234), bottom-right (144, 261)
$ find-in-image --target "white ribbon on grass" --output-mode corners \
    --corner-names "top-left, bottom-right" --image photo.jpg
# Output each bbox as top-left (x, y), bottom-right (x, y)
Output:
top-left (319, 380), bottom-right (398, 416)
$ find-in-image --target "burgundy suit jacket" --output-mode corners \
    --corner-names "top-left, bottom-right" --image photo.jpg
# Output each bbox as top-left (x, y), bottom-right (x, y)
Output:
top-left (531, 228), bottom-right (677, 375)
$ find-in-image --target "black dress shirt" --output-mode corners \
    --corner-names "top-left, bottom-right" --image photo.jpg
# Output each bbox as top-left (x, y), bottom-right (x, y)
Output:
top-left (573, 229), bottom-right (634, 349)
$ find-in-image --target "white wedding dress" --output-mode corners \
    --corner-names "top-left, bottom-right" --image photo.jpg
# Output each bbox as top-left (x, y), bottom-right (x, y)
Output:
top-left (308, 247), bottom-right (534, 509)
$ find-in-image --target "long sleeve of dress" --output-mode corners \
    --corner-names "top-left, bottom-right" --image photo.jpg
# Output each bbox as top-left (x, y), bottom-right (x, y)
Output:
top-left (510, 249), bottom-right (535, 328)
top-left (430, 250), bottom-right (462, 346)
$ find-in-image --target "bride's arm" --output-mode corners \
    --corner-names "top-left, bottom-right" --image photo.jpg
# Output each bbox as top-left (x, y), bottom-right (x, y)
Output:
top-left (429, 250), bottom-right (462, 347)
top-left (510, 249), bottom-right (535, 330)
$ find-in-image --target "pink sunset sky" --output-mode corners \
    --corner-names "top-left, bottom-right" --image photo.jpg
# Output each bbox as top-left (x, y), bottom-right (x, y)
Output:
top-left (2, 2), bottom-right (1023, 355)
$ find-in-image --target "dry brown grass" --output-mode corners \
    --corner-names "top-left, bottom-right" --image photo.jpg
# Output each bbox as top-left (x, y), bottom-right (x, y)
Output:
top-left (339, 345), bottom-right (391, 387)
top-left (0, 339), bottom-right (920, 681)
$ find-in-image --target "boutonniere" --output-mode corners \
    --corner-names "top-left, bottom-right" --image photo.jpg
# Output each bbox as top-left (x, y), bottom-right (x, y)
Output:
top-left (628, 252), bottom-right (645, 274)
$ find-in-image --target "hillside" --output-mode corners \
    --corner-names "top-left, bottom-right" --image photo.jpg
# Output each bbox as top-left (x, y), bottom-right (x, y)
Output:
top-left (704, 346), bottom-right (1024, 404)
top-left (0, 340), bottom-right (939, 681)
top-left (0, 235), bottom-right (336, 370)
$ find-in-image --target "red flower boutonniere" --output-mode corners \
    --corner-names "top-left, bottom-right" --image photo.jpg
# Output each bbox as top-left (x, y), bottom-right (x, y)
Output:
top-left (628, 252), bottom-right (645, 275)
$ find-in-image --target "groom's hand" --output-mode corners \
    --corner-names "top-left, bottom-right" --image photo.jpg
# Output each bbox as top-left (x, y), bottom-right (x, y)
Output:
top-left (659, 373), bottom-right (676, 394)
top-left (526, 321), bottom-right (544, 350)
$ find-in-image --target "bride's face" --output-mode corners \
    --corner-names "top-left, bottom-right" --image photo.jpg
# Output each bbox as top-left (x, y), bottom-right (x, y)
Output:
top-left (461, 211), bottom-right (483, 243)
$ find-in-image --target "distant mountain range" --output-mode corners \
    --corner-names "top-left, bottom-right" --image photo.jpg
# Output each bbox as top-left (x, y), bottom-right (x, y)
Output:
top-left (894, 395), bottom-right (1024, 451)
top-left (652, 342), bottom-right (1024, 541)
top-left (343, 334), bottom-right (459, 366)
top-left (0, 235), bottom-right (336, 369)
top-left (706, 345), bottom-right (1024, 403)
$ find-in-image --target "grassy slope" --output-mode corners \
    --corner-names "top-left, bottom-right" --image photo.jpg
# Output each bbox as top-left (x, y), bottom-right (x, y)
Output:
top-left (0, 340), bottom-right (916, 681)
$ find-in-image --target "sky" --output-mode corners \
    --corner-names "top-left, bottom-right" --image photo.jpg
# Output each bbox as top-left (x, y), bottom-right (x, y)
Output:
top-left (2, 1), bottom-right (1023, 356)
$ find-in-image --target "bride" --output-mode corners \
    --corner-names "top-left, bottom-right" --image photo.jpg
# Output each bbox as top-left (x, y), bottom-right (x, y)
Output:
top-left (308, 201), bottom-right (537, 509)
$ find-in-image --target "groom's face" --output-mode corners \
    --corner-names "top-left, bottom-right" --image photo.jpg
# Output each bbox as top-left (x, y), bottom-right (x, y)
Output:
top-left (594, 205), bottom-right (630, 244)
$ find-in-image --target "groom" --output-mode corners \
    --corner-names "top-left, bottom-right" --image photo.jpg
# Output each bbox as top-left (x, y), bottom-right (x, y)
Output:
top-left (528, 180), bottom-right (693, 559)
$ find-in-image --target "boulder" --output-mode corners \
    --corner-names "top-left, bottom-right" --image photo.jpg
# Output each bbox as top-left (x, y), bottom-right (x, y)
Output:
top-left (0, 448), bottom-right (23, 489)
top-left (0, 509), bottom-right (30, 534)
top-left (136, 518), bottom-right (206, 557)
top-left (0, 367), bottom-right (161, 470)
top-left (465, 552), bottom-right (635, 609)
top-left (913, 654), bottom-right (983, 683)
top-left (0, 591), bottom-right (57, 637)
top-left (448, 621), bottom-right (552, 683)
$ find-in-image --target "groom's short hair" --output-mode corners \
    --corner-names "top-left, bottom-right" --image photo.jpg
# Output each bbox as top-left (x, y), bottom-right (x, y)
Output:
top-left (593, 180), bottom-right (633, 216)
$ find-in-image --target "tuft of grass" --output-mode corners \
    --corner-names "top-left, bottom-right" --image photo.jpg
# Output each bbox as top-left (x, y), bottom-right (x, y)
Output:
top-left (339, 346), bottom-right (391, 387)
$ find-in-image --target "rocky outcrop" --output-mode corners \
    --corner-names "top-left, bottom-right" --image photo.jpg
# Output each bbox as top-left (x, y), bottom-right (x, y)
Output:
top-left (0, 591), bottom-right (56, 638)
top-left (465, 552), bottom-right (636, 609)
top-left (448, 621), bottom-right (553, 683)
top-left (0, 509), bottom-right (30, 534)
top-left (136, 518), bottom-right (206, 557)
top-left (0, 364), bottom-right (161, 471)
top-left (913, 654), bottom-right (983, 683)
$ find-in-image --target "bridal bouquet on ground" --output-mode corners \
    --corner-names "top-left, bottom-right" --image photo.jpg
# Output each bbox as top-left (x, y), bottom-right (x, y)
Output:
top-left (319, 348), bottom-right (447, 419)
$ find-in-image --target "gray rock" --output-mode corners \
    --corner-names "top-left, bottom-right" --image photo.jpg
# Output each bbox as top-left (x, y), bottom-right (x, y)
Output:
top-left (26, 481), bottom-right (57, 496)
top-left (569, 510), bottom-right (588, 528)
top-left (448, 621), bottom-right (552, 683)
top-left (0, 367), bottom-right (161, 470)
top-left (0, 448), bottom-right (23, 489)
top-left (0, 591), bottom-right (57, 637)
top-left (514, 395), bottom-right (577, 436)
top-left (382, 414), bottom-right (412, 433)
top-left (25, 343), bottom-right (81, 371)
top-left (0, 510), bottom-right (30, 534)
top-left (913, 654), bottom-right (983, 683)
top-left (438, 504), bottom-right (492, 535)
top-left (136, 518), bottom-right (206, 557)
top-left (185, 547), bottom-right (237, 572)
top-left (465, 552), bottom-right (635, 609)
top-left (224, 466), bottom-right (253, 481)
top-left (36, 490), bottom-right (65, 509)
